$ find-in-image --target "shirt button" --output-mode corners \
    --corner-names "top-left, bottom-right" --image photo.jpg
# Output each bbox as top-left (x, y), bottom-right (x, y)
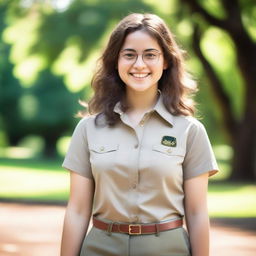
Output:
top-left (100, 146), bottom-right (105, 152)
top-left (134, 216), bottom-right (139, 222)
top-left (139, 121), bottom-right (144, 126)
top-left (167, 148), bottom-right (172, 153)
top-left (134, 144), bottom-right (139, 149)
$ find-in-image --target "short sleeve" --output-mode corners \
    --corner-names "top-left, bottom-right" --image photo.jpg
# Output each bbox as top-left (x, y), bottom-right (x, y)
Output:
top-left (183, 120), bottom-right (219, 180)
top-left (62, 117), bottom-right (93, 179)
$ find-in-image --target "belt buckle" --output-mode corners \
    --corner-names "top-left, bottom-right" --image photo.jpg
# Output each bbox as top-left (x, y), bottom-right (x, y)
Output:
top-left (129, 224), bottom-right (141, 235)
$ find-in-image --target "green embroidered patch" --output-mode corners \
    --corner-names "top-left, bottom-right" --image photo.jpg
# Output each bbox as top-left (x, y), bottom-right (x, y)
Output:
top-left (161, 136), bottom-right (177, 147)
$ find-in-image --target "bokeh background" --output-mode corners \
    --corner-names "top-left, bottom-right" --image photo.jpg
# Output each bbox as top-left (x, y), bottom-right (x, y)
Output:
top-left (0, 0), bottom-right (256, 255)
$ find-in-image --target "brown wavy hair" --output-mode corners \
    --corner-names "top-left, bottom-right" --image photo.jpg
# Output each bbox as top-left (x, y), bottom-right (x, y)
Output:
top-left (85, 13), bottom-right (197, 125)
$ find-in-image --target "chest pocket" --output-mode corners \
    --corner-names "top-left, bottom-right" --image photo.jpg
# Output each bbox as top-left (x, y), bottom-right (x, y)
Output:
top-left (89, 144), bottom-right (119, 174)
top-left (152, 144), bottom-right (185, 157)
top-left (144, 144), bottom-right (186, 188)
top-left (90, 144), bottom-right (119, 154)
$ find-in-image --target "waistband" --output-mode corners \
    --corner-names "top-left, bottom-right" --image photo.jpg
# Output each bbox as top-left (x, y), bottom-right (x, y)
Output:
top-left (93, 217), bottom-right (183, 235)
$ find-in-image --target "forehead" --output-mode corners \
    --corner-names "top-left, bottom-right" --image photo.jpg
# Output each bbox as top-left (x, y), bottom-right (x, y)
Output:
top-left (121, 30), bottom-right (161, 51)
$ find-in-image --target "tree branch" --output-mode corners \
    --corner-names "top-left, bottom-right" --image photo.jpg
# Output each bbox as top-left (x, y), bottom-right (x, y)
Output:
top-left (192, 25), bottom-right (237, 136)
top-left (221, 0), bottom-right (256, 93)
top-left (183, 0), bottom-right (255, 49)
top-left (181, 0), bottom-right (228, 29)
top-left (221, 0), bottom-right (241, 21)
top-left (221, 0), bottom-right (247, 36)
top-left (183, 0), bottom-right (256, 92)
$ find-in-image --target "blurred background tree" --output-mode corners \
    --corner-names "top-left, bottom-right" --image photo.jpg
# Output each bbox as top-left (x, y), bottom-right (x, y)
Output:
top-left (0, 0), bottom-right (153, 157)
top-left (178, 0), bottom-right (256, 181)
top-left (0, 0), bottom-right (255, 180)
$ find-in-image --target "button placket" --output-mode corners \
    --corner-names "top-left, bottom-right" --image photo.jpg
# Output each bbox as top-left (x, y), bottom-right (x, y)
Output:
top-left (132, 127), bottom-right (142, 191)
top-left (133, 215), bottom-right (139, 222)
top-left (139, 120), bottom-right (145, 127)
top-left (138, 110), bottom-right (154, 127)
top-left (117, 110), bottom-right (142, 222)
top-left (130, 120), bottom-right (149, 220)
top-left (128, 112), bottom-right (153, 223)
top-left (139, 115), bottom-right (147, 127)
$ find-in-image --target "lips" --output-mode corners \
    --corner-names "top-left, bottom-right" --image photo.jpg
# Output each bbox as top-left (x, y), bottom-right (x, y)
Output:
top-left (130, 73), bottom-right (150, 78)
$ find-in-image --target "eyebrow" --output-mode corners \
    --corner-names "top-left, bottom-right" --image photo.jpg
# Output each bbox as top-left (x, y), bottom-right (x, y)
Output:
top-left (121, 48), bottom-right (160, 52)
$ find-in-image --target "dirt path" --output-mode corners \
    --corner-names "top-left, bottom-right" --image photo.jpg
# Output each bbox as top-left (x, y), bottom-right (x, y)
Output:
top-left (0, 203), bottom-right (255, 256)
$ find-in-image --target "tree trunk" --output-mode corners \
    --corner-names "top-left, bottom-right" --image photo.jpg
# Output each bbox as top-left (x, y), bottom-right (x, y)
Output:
top-left (185, 0), bottom-right (256, 181)
top-left (43, 136), bottom-right (58, 158)
top-left (230, 114), bottom-right (256, 181)
top-left (230, 40), bottom-right (256, 181)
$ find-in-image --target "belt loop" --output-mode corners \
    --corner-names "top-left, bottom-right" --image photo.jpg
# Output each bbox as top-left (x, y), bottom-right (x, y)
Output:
top-left (155, 223), bottom-right (160, 237)
top-left (106, 221), bottom-right (114, 236)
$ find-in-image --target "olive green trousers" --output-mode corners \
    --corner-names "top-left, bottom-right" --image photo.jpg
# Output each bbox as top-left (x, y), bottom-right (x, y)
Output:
top-left (80, 226), bottom-right (191, 256)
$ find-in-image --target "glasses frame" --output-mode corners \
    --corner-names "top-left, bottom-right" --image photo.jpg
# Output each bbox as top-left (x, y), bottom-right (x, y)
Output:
top-left (119, 49), bottom-right (162, 66)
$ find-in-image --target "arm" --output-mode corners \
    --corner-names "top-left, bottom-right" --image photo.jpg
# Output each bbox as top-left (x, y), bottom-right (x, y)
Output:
top-left (184, 172), bottom-right (209, 256)
top-left (60, 171), bottom-right (94, 256)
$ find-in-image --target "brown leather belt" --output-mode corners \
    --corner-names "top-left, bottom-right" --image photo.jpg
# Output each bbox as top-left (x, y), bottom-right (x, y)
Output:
top-left (93, 217), bottom-right (183, 235)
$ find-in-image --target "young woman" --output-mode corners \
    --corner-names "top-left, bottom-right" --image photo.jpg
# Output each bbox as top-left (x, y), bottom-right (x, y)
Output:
top-left (60, 13), bottom-right (219, 256)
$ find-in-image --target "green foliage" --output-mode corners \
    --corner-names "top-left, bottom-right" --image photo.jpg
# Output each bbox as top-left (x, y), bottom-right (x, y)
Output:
top-left (19, 69), bottom-right (82, 156)
top-left (197, 0), bottom-right (226, 19)
top-left (240, 0), bottom-right (256, 41)
top-left (170, 0), bottom-right (254, 147)
top-left (201, 28), bottom-right (244, 119)
top-left (3, 0), bottom-right (154, 87)
top-left (0, 0), bottom-right (154, 155)
top-left (0, 43), bottom-right (24, 144)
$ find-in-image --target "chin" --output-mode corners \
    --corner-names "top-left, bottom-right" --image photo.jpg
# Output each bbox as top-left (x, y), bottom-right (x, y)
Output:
top-left (129, 87), bottom-right (155, 93)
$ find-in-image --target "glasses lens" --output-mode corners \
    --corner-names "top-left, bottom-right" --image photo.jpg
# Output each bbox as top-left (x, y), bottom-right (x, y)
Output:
top-left (142, 51), bottom-right (160, 65)
top-left (120, 50), bottom-right (161, 65)
top-left (121, 52), bottom-right (137, 61)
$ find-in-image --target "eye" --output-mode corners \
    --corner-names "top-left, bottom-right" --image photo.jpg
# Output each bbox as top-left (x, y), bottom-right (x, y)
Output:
top-left (144, 53), bottom-right (157, 59)
top-left (123, 53), bottom-right (136, 59)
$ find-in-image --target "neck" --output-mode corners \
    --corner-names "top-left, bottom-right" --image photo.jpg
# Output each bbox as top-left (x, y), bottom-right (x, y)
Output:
top-left (125, 87), bottom-right (159, 113)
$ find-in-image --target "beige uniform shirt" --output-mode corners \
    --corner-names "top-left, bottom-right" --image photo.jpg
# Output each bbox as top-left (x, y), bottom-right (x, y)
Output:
top-left (63, 95), bottom-right (218, 223)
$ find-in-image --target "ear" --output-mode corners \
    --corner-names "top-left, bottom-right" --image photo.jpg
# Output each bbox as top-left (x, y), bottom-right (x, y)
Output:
top-left (163, 60), bottom-right (168, 70)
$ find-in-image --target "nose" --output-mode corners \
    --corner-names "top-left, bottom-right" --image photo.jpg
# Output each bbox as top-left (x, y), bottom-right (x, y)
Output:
top-left (133, 54), bottom-right (146, 68)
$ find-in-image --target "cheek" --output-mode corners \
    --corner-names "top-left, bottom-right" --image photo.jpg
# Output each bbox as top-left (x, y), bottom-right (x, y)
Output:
top-left (154, 67), bottom-right (164, 79)
top-left (156, 62), bottom-right (166, 76)
top-left (117, 62), bottom-right (129, 77)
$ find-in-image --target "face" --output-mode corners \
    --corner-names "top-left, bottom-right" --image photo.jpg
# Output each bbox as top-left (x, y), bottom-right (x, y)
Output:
top-left (117, 30), bottom-right (167, 94)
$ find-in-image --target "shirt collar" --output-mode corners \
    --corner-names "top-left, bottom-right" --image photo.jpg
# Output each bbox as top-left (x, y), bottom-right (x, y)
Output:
top-left (113, 101), bottom-right (123, 115)
top-left (153, 94), bottom-right (174, 127)
top-left (113, 93), bottom-right (174, 127)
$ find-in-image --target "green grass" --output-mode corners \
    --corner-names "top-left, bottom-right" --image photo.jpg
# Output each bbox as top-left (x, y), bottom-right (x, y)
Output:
top-left (0, 156), bottom-right (256, 218)
top-left (0, 158), bottom-right (69, 201)
top-left (208, 182), bottom-right (256, 218)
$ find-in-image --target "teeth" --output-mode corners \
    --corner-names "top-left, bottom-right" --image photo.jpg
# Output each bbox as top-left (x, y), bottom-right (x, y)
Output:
top-left (132, 73), bottom-right (149, 78)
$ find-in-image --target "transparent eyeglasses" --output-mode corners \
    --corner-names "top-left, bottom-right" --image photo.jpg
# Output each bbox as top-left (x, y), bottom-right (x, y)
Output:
top-left (119, 49), bottom-right (162, 65)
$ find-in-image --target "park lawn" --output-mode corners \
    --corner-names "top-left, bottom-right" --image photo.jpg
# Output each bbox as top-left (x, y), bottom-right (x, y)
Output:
top-left (0, 158), bottom-right (256, 218)
top-left (208, 183), bottom-right (256, 218)
top-left (0, 158), bottom-right (69, 201)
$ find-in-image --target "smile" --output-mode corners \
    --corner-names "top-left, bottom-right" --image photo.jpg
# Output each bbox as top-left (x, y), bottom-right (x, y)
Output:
top-left (130, 73), bottom-right (150, 78)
